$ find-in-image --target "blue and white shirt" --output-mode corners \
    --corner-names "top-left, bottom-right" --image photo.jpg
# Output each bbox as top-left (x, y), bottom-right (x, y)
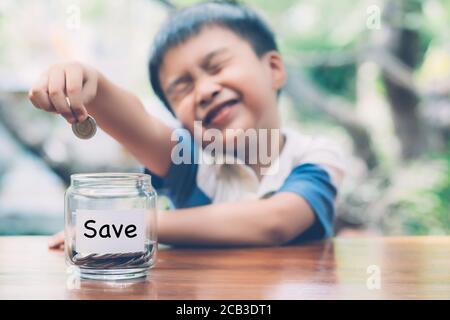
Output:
top-left (145, 127), bottom-right (346, 242)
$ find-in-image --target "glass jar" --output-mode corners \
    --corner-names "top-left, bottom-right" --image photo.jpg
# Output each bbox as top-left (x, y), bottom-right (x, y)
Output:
top-left (65, 173), bottom-right (157, 280)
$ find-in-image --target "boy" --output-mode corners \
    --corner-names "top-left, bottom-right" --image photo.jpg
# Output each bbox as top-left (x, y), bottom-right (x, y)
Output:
top-left (29, 1), bottom-right (345, 248)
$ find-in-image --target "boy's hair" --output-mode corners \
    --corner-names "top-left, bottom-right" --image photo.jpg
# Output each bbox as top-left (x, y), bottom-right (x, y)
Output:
top-left (148, 1), bottom-right (278, 113)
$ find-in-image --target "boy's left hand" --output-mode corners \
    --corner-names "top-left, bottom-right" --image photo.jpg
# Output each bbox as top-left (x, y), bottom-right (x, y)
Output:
top-left (48, 231), bottom-right (64, 250)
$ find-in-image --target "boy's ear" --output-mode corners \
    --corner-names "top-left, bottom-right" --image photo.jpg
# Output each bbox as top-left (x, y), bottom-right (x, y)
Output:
top-left (263, 51), bottom-right (287, 91)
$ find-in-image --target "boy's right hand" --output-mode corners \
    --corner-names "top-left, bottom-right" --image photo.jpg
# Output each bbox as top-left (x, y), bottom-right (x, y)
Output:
top-left (28, 62), bottom-right (98, 124)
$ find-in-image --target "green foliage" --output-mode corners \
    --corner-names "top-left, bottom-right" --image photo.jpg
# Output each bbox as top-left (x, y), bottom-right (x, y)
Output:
top-left (385, 150), bottom-right (450, 235)
top-left (306, 63), bottom-right (356, 101)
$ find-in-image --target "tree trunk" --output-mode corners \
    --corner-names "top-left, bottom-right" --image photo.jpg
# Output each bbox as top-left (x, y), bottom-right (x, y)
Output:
top-left (381, 0), bottom-right (427, 160)
top-left (285, 69), bottom-right (378, 169)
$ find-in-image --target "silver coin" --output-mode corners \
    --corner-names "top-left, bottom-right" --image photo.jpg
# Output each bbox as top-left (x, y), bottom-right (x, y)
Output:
top-left (72, 115), bottom-right (97, 139)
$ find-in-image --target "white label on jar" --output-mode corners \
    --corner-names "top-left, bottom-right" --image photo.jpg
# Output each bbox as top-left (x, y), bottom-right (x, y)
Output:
top-left (75, 209), bottom-right (146, 254)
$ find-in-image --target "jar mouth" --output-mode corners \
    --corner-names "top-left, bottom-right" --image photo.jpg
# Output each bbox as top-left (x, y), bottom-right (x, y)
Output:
top-left (71, 173), bottom-right (151, 186)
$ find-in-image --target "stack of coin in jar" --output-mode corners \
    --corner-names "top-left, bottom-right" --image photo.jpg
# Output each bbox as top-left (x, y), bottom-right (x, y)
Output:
top-left (69, 243), bottom-right (154, 269)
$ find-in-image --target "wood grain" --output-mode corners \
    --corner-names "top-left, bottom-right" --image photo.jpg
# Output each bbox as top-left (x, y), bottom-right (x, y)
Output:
top-left (0, 236), bottom-right (449, 299)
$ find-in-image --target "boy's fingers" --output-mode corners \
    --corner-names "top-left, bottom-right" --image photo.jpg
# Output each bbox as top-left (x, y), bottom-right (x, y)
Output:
top-left (48, 67), bottom-right (76, 124)
top-left (81, 68), bottom-right (97, 105)
top-left (28, 74), bottom-right (57, 113)
top-left (64, 64), bottom-right (87, 122)
top-left (48, 231), bottom-right (65, 250)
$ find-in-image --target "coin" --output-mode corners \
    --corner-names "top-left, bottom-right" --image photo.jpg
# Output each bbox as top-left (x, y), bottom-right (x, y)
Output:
top-left (72, 115), bottom-right (97, 139)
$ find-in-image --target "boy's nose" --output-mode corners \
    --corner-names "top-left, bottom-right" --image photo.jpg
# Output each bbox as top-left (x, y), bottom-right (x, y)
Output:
top-left (199, 90), bottom-right (220, 108)
top-left (196, 82), bottom-right (221, 109)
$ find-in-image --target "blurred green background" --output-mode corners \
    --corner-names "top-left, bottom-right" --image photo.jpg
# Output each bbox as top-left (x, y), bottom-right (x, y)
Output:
top-left (0, 0), bottom-right (449, 236)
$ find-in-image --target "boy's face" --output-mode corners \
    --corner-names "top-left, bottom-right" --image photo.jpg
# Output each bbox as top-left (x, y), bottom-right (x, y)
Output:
top-left (159, 26), bottom-right (286, 146)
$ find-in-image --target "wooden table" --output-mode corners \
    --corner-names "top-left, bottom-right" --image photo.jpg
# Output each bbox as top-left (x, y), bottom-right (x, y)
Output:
top-left (0, 236), bottom-right (449, 299)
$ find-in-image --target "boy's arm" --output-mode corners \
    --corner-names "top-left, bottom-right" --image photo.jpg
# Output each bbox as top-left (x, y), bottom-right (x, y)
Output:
top-left (87, 72), bottom-right (174, 176)
top-left (47, 192), bottom-right (315, 249)
top-left (158, 192), bottom-right (315, 246)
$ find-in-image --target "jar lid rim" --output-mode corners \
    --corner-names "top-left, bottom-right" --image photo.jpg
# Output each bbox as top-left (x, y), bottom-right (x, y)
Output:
top-left (71, 173), bottom-right (151, 183)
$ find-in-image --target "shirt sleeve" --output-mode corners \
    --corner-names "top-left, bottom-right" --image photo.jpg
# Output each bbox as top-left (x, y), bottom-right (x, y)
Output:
top-left (277, 163), bottom-right (337, 241)
top-left (298, 136), bottom-right (346, 190)
top-left (144, 128), bottom-right (199, 208)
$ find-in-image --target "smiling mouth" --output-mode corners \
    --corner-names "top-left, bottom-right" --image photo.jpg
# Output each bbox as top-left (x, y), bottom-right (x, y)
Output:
top-left (203, 98), bottom-right (240, 127)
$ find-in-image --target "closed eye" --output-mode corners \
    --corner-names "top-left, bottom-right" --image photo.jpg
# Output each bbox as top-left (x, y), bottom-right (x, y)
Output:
top-left (206, 62), bottom-right (223, 75)
top-left (203, 55), bottom-right (231, 75)
top-left (167, 76), bottom-right (193, 101)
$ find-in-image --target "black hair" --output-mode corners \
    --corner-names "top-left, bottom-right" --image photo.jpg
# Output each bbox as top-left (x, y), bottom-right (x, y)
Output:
top-left (148, 1), bottom-right (278, 113)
